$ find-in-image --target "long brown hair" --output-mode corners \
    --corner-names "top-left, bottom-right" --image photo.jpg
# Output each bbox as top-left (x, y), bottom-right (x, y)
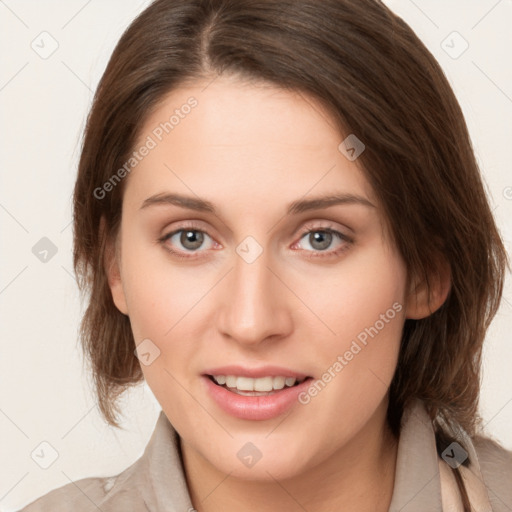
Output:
top-left (72, 0), bottom-right (507, 507)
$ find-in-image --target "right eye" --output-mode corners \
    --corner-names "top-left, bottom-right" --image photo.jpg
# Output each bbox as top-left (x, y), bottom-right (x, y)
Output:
top-left (159, 227), bottom-right (217, 258)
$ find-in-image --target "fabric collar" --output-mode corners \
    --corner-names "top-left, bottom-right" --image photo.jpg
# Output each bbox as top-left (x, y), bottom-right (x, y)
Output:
top-left (132, 399), bottom-right (492, 511)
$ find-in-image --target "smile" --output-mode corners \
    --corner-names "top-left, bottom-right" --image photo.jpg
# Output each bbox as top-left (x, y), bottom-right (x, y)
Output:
top-left (209, 374), bottom-right (308, 394)
top-left (203, 374), bottom-right (314, 420)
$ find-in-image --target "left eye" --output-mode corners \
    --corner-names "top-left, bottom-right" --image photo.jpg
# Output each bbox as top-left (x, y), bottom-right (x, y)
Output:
top-left (296, 228), bottom-right (348, 253)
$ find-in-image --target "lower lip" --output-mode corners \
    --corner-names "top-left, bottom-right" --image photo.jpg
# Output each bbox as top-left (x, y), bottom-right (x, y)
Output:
top-left (202, 375), bottom-right (314, 421)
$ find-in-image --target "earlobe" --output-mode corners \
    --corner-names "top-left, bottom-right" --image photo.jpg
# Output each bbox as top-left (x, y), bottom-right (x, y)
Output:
top-left (405, 258), bottom-right (451, 320)
top-left (101, 217), bottom-right (129, 316)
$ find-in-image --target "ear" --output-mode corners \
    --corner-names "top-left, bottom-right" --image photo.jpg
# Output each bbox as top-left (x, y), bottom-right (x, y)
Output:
top-left (405, 256), bottom-right (451, 320)
top-left (101, 216), bottom-right (129, 315)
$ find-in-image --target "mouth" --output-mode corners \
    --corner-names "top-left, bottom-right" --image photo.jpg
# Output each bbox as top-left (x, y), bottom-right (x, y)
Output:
top-left (205, 374), bottom-right (313, 396)
top-left (202, 372), bottom-right (315, 420)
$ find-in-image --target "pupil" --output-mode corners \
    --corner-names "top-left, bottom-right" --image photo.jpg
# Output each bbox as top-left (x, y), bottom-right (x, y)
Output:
top-left (310, 231), bottom-right (332, 250)
top-left (181, 230), bottom-right (203, 250)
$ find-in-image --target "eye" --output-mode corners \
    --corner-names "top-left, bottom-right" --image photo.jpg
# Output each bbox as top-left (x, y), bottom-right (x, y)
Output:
top-left (158, 222), bottom-right (353, 260)
top-left (159, 225), bottom-right (217, 259)
top-left (293, 224), bottom-right (353, 258)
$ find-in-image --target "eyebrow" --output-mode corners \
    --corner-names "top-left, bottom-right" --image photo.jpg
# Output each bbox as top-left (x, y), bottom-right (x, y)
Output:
top-left (139, 192), bottom-right (375, 215)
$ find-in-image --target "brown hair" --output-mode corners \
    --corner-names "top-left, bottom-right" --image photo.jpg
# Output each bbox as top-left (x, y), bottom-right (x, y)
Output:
top-left (72, 0), bottom-right (507, 507)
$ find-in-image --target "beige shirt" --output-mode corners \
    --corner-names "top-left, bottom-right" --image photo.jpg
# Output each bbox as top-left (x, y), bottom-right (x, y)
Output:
top-left (18, 399), bottom-right (512, 511)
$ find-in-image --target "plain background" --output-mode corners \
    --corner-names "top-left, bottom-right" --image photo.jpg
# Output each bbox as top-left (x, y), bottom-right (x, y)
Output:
top-left (1, 0), bottom-right (511, 509)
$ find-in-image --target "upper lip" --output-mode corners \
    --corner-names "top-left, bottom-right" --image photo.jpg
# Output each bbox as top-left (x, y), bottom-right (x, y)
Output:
top-left (203, 365), bottom-right (311, 379)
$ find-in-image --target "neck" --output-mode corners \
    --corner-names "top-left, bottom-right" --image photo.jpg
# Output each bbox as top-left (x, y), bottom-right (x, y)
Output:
top-left (180, 398), bottom-right (399, 512)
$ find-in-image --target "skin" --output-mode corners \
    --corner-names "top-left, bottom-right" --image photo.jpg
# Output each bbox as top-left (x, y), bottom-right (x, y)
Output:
top-left (106, 74), bottom-right (449, 512)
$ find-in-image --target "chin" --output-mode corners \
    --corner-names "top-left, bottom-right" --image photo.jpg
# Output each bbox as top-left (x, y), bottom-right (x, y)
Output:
top-left (207, 441), bottom-right (313, 482)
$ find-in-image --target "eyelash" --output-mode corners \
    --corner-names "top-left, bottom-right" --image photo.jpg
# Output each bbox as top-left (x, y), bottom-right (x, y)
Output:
top-left (157, 221), bottom-right (353, 260)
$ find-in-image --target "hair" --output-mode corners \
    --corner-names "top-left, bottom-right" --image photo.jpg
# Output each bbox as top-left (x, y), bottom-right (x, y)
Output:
top-left (72, 0), bottom-right (507, 507)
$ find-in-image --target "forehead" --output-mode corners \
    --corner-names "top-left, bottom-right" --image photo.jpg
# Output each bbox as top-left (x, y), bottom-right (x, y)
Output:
top-left (124, 76), bottom-right (375, 212)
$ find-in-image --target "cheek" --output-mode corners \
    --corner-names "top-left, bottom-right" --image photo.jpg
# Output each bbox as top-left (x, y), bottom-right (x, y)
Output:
top-left (119, 239), bottom-right (213, 382)
top-left (120, 244), bottom-right (203, 419)
top-left (295, 245), bottom-right (406, 350)
top-left (291, 245), bottom-right (406, 412)
top-left (120, 236), bottom-right (192, 339)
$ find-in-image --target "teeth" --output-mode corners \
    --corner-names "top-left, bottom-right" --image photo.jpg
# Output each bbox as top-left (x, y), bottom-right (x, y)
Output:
top-left (273, 376), bottom-right (286, 390)
top-left (214, 375), bottom-right (227, 385)
top-left (212, 375), bottom-right (306, 391)
top-left (285, 377), bottom-right (296, 387)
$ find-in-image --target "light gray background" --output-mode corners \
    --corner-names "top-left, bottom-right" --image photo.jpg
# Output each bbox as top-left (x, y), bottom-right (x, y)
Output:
top-left (1, 0), bottom-right (511, 509)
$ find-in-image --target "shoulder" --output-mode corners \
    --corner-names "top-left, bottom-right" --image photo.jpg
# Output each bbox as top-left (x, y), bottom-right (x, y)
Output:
top-left (17, 475), bottom-right (115, 512)
top-left (472, 434), bottom-right (512, 510)
top-left (17, 410), bottom-right (188, 511)
top-left (17, 461), bottom-right (149, 512)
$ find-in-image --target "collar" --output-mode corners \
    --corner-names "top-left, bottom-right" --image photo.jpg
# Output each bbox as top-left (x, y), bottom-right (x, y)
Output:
top-left (388, 398), bottom-right (493, 512)
top-left (387, 398), bottom-right (444, 511)
top-left (129, 399), bottom-right (492, 511)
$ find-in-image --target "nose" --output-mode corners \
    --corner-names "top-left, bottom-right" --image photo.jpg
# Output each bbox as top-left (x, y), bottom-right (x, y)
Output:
top-left (216, 247), bottom-right (293, 347)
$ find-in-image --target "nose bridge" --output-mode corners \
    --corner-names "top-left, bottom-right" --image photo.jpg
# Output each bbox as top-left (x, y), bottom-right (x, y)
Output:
top-left (217, 245), bottom-right (291, 345)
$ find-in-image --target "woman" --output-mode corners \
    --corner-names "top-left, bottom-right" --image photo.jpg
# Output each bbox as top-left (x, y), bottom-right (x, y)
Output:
top-left (18, 0), bottom-right (512, 510)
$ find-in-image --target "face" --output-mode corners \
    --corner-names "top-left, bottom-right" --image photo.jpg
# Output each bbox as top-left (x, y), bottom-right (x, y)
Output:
top-left (107, 75), bottom-right (411, 481)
